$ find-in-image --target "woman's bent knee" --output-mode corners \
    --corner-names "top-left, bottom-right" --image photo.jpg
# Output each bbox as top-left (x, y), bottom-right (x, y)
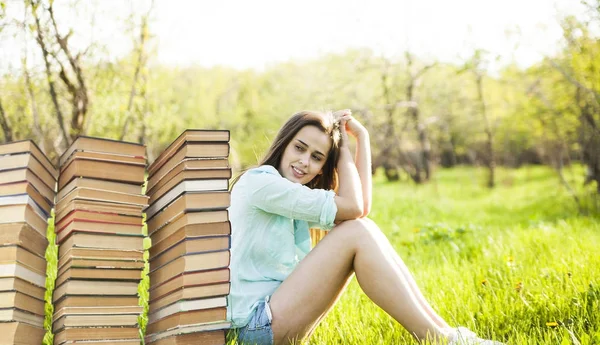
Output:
top-left (333, 218), bottom-right (383, 241)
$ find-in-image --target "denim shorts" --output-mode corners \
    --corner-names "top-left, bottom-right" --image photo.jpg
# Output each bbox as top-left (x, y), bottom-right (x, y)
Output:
top-left (228, 296), bottom-right (274, 345)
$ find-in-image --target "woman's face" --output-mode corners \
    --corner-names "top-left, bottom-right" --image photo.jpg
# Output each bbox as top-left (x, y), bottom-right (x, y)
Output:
top-left (278, 125), bottom-right (332, 185)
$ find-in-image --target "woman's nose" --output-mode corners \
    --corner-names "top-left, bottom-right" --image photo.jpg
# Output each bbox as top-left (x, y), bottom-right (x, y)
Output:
top-left (299, 154), bottom-right (310, 167)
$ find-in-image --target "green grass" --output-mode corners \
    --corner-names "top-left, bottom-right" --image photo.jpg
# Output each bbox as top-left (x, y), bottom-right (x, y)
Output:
top-left (308, 166), bottom-right (600, 345)
top-left (43, 166), bottom-right (600, 345)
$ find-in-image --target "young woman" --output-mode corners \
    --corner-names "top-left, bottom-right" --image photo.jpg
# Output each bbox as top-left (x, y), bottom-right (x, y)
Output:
top-left (226, 110), bottom-right (504, 345)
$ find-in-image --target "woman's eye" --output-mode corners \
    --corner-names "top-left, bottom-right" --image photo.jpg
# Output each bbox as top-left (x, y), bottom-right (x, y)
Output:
top-left (312, 155), bottom-right (322, 162)
top-left (295, 145), bottom-right (304, 151)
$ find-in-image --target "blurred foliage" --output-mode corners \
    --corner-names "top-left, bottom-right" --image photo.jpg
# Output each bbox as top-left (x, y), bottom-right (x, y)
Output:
top-left (0, 1), bottom-right (598, 195)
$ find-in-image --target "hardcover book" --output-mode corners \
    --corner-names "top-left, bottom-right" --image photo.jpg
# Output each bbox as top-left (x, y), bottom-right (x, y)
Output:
top-left (148, 130), bottom-right (230, 176)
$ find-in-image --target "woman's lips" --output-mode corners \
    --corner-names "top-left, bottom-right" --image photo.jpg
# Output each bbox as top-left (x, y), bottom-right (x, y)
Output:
top-left (292, 166), bottom-right (305, 178)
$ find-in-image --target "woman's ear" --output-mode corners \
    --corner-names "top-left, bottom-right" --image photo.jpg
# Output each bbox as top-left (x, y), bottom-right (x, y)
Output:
top-left (317, 170), bottom-right (323, 175)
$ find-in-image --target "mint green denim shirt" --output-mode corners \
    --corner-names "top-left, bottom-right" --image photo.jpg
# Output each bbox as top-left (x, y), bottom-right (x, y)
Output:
top-left (227, 165), bottom-right (338, 327)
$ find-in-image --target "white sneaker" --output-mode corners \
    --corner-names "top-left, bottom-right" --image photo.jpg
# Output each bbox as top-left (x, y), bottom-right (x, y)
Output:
top-left (448, 327), bottom-right (505, 345)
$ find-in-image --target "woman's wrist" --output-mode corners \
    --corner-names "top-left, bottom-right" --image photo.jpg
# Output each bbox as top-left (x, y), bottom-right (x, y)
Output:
top-left (338, 146), bottom-right (354, 163)
top-left (357, 131), bottom-right (369, 141)
top-left (339, 145), bottom-right (352, 154)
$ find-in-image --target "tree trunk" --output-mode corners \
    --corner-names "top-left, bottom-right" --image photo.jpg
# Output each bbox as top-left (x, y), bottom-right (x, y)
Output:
top-left (476, 74), bottom-right (495, 188)
top-left (136, 72), bottom-right (149, 145)
top-left (529, 83), bottom-right (584, 208)
top-left (31, 0), bottom-right (70, 148)
top-left (380, 61), bottom-right (399, 181)
top-left (406, 84), bottom-right (432, 182)
top-left (440, 121), bottom-right (457, 168)
top-left (121, 11), bottom-right (151, 141)
top-left (405, 53), bottom-right (435, 182)
top-left (405, 82), bottom-right (422, 183)
top-left (47, 2), bottom-right (88, 141)
top-left (419, 123), bottom-right (432, 180)
top-left (0, 98), bottom-right (13, 142)
top-left (23, 62), bottom-right (45, 151)
top-left (578, 88), bottom-right (600, 193)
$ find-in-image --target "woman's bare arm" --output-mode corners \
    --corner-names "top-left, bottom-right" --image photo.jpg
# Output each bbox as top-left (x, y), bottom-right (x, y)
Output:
top-left (354, 131), bottom-right (372, 217)
top-left (337, 111), bottom-right (371, 218)
top-left (334, 115), bottom-right (364, 221)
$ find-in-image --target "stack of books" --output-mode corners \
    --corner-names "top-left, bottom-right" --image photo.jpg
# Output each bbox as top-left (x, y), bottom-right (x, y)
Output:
top-left (144, 130), bottom-right (232, 345)
top-left (0, 140), bottom-right (57, 344)
top-left (52, 137), bottom-right (148, 345)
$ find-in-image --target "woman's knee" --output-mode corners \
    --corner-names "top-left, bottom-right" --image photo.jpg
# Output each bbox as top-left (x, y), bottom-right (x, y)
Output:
top-left (334, 218), bottom-right (384, 241)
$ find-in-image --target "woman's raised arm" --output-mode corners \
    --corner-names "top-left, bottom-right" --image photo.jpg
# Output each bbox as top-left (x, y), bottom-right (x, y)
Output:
top-left (338, 111), bottom-right (372, 218)
top-left (333, 112), bottom-right (364, 221)
top-left (354, 129), bottom-right (372, 217)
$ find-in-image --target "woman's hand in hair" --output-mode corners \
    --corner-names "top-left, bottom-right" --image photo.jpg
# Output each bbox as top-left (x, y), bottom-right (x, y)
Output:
top-left (340, 114), bottom-right (368, 140)
top-left (338, 116), bottom-right (350, 148)
top-left (332, 109), bottom-right (352, 120)
top-left (333, 109), bottom-right (351, 148)
top-left (332, 109), bottom-right (368, 142)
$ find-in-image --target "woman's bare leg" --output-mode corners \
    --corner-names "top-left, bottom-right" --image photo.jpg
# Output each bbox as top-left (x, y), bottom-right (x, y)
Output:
top-left (392, 253), bottom-right (452, 329)
top-left (269, 218), bottom-right (453, 345)
top-left (304, 272), bottom-right (355, 339)
top-left (361, 218), bottom-right (451, 329)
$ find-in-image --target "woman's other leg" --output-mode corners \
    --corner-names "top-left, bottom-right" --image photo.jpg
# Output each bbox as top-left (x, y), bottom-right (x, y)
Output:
top-left (361, 217), bottom-right (451, 330)
top-left (269, 218), bottom-right (452, 345)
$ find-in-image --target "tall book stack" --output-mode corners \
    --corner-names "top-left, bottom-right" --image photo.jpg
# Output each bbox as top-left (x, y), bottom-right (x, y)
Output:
top-left (52, 137), bottom-right (148, 345)
top-left (144, 130), bottom-right (232, 345)
top-left (0, 140), bottom-right (57, 344)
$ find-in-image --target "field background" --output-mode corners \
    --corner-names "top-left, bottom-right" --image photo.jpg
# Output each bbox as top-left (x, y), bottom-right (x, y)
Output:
top-left (3, 1), bottom-right (598, 344)
top-left (41, 165), bottom-right (600, 345)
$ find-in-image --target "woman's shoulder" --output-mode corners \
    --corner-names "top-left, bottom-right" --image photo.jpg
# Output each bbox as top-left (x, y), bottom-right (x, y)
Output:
top-left (246, 164), bottom-right (281, 177)
top-left (235, 165), bottom-right (281, 188)
top-left (233, 165), bottom-right (288, 200)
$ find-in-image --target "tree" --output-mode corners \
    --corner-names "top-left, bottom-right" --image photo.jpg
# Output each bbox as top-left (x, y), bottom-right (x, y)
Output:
top-left (29, 0), bottom-right (89, 150)
top-left (0, 1), bottom-right (13, 142)
top-left (459, 50), bottom-right (496, 188)
top-left (404, 52), bottom-right (436, 182)
top-left (0, 98), bottom-right (12, 142)
top-left (120, 0), bottom-right (154, 143)
top-left (551, 12), bottom-right (600, 194)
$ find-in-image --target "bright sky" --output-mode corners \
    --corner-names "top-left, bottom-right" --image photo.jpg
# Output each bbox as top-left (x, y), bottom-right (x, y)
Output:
top-left (152, 0), bottom-right (584, 70)
top-left (0, 0), bottom-right (589, 73)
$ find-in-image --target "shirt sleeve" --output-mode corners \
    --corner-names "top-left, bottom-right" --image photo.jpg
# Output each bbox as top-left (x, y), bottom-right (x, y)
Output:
top-left (244, 165), bottom-right (337, 230)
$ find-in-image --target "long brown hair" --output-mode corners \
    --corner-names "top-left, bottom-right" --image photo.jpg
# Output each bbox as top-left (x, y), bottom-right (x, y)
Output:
top-left (232, 110), bottom-right (342, 191)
